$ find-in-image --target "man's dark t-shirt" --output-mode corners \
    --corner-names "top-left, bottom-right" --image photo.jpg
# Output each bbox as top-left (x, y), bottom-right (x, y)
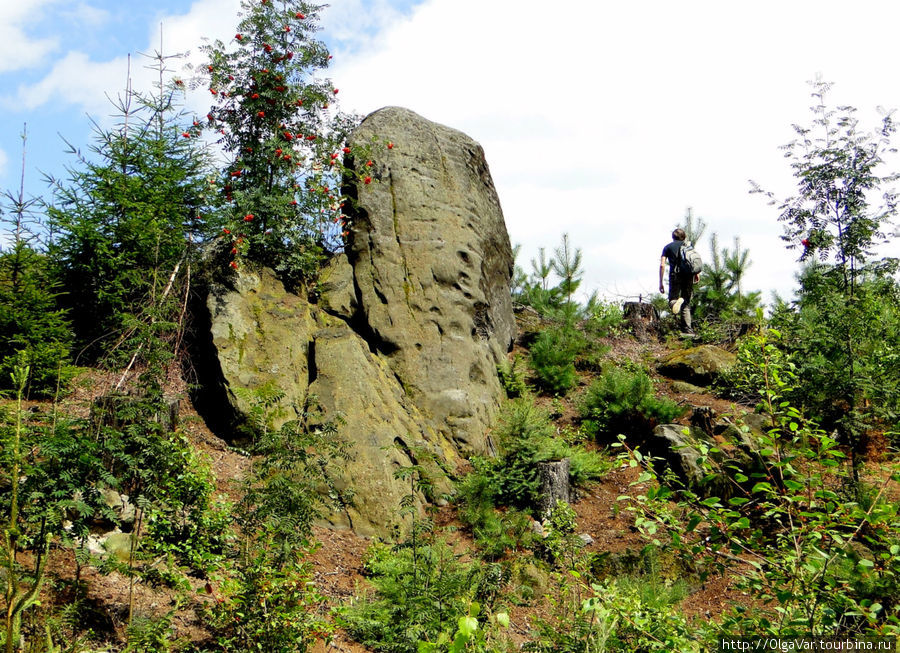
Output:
top-left (662, 240), bottom-right (687, 276)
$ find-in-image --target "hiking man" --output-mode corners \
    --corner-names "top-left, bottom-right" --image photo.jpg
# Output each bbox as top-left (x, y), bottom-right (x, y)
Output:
top-left (659, 228), bottom-right (700, 334)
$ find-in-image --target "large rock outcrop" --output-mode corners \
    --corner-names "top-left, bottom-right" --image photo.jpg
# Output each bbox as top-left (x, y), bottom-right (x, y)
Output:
top-left (345, 107), bottom-right (516, 454)
top-left (196, 107), bottom-right (515, 536)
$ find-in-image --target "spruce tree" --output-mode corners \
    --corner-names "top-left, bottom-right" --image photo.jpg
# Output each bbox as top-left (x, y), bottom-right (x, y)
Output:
top-left (0, 126), bottom-right (73, 397)
top-left (47, 53), bottom-right (221, 363)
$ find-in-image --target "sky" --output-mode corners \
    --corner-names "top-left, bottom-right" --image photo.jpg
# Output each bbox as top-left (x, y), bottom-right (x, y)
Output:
top-left (3, 0), bottom-right (900, 304)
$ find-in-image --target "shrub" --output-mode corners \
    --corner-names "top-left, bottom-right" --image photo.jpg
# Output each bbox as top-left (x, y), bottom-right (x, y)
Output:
top-left (344, 537), bottom-right (488, 653)
top-left (528, 325), bottom-right (583, 395)
top-left (526, 576), bottom-right (700, 652)
top-left (497, 354), bottom-right (529, 398)
top-left (617, 329), bottom-right (900, 639)
top-left (456, 399), bottom-right (610, 558)
top-left (579, 366), bottom-right (685, 440)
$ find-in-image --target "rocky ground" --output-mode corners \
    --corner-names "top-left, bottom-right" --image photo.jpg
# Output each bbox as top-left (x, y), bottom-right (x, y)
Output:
top-left (18, 320), bottom-right (898, 651)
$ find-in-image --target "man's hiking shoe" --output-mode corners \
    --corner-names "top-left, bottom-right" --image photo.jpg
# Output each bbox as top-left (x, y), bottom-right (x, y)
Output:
top-left (670, 297), bottom-right (684, 314)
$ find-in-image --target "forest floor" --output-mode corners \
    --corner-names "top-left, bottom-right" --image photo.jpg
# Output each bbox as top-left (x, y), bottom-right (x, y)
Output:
top-left (18, 319), bottom-right (900, 651)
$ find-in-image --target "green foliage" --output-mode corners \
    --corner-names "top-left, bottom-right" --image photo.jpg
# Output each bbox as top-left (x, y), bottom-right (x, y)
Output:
top-left (201, 387), bottom-right (347, 652)
top-left (456, 399), bottom-right (610, 559)
top-left (47, 56), bottom-right (220, 362)
top-left (692, 233), bottom-right (762, 341)
top-left (579, 366), bottom-right (685, 440)
top-left (527, 578), bottom-right (700, 652)
top-left (528, 325), bottom-right (583, 396)
top-left (513, 234), bottom-right (584, 321)
top-left (0, 246), bottom-right (73, 398)
top-left (237, 388), bottom-right (349, 562)
top-left (202, 548), bottom-right (332, 652)
top-left (123, 609), bottom-right (179, 652)
top-left (417, 601), bottom-right (510, 653)
top-left (581, 298), bottom-right (624, 340)
top-left (201, 0), bottom-right (371, 283)
top-left (144, 448), bottom-right (231, 574)
top-left (539, 501), bottom-right (581, 569)
top-left (497, 355), bottom-right (529, 398)
top-left (345, 536), bottom-right (489, 653)
top-left (1, 366), bottom-right (50, 653)
top-left (617, 328), bottom-right (900, 639)
top-left (1, 127), bottom-right (74, 398)
top-left (771, 263), bottom-right (900, 433)
top-left (752, 78), bottom-right (899, 452)
top-left (455, 458), bottom-right (537, 560)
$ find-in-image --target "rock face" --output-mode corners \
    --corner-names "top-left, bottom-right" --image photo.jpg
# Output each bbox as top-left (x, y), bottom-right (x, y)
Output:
top-left (197, 107), bottom-right (515, 536)
top-left (205, 268), bottom-right (315, 433)
top-left (656, 345), bottom-right (736, 386)
top-left (346, 107), bottom-right (516, 454)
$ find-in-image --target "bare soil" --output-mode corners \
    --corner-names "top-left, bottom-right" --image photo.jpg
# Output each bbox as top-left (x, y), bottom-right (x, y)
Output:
top-left (13, 326), bottom-right (898, 650)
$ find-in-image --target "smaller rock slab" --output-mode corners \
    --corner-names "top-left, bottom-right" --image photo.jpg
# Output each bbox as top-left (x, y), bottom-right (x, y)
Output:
top-left (657, 345), bottom-right (736, 386)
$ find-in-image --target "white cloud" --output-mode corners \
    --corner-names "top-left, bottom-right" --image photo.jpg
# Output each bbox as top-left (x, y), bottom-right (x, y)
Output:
top-left (0, 0), bottom-right (61, 73)
top-left (0, 148), bottom-right (8, 178)
top-left (10, 0), bottom-right (242, 121)
top-left (16, 51), bottom-right (134, 115)
top-left (329, 0), bottom-right (900, 302)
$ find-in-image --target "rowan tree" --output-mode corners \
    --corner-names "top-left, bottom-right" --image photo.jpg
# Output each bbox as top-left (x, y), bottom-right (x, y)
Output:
top-left (754, 79), bottom-right (900, 457)
top-left (201, 0), bottom-right (372, 284)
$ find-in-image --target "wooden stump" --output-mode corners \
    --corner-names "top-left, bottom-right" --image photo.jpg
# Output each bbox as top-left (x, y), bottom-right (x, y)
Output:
top-left (690, 406), bottom-right (717, 435)
top-left (623, 302), bottom-right (659, 341)
top-left (537, 458), bottom-right (571, 517)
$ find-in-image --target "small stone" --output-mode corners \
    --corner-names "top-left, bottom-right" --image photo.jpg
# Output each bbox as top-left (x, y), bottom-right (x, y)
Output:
top-left (578, 533), bottom-right (595, 547)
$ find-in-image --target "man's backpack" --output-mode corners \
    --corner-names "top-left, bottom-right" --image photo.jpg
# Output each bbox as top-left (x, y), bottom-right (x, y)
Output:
top-left (678, 241), bottom-right (703, 276)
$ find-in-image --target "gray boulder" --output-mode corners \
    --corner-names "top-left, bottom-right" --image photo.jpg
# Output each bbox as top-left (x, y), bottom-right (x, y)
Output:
top-left (205, 267), bottom-right (315, 432)
top-left (346, 107), bottom-right (516, 454)
top-left (307, 324), bottom-right (456, 537)
top-left (197, 107), bottom-right (517, 535)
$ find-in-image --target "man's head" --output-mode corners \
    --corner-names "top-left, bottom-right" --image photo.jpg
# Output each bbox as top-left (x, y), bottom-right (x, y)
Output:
top-left (672, 228), bottom-right (686, 241)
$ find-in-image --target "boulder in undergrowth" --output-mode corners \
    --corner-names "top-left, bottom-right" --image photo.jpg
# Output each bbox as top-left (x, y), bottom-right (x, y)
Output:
top-left (656, 345), bottom-right (736, 386)
top-left (193, 107), bottom-right (517, 536)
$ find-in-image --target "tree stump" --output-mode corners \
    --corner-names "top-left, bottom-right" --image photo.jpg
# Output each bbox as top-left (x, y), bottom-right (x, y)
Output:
top-left (690, 406), bottom-right (717, 436)
top-left (537, 458), bottom-right (571, 517)
top-left (623, 302), bottom-right (659, 341)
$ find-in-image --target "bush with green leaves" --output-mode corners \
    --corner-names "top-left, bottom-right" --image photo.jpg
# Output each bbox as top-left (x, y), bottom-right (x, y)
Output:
top-left (199, 386), bottom-right (348, 652)
top-left (528, 324), bottom-right (584, 395)
top-left (144, 445), bottom-right (231, 575)
top-left (527, 577), bottom-right (701, 653)
top-left (770, 264), bottom-right (900, 435)
top-left (579, 366), bottom-right (685, 441)
top-left (497, 354), bottom-right (529, 398)
top-left (344, 533), bottom-right (492, 653)
top-left (752, 78), bottom-right (900, 456)
top-left (616, 328), bottom-right (900, 639)
top-left (456, 399), bottom-right (611, 558)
